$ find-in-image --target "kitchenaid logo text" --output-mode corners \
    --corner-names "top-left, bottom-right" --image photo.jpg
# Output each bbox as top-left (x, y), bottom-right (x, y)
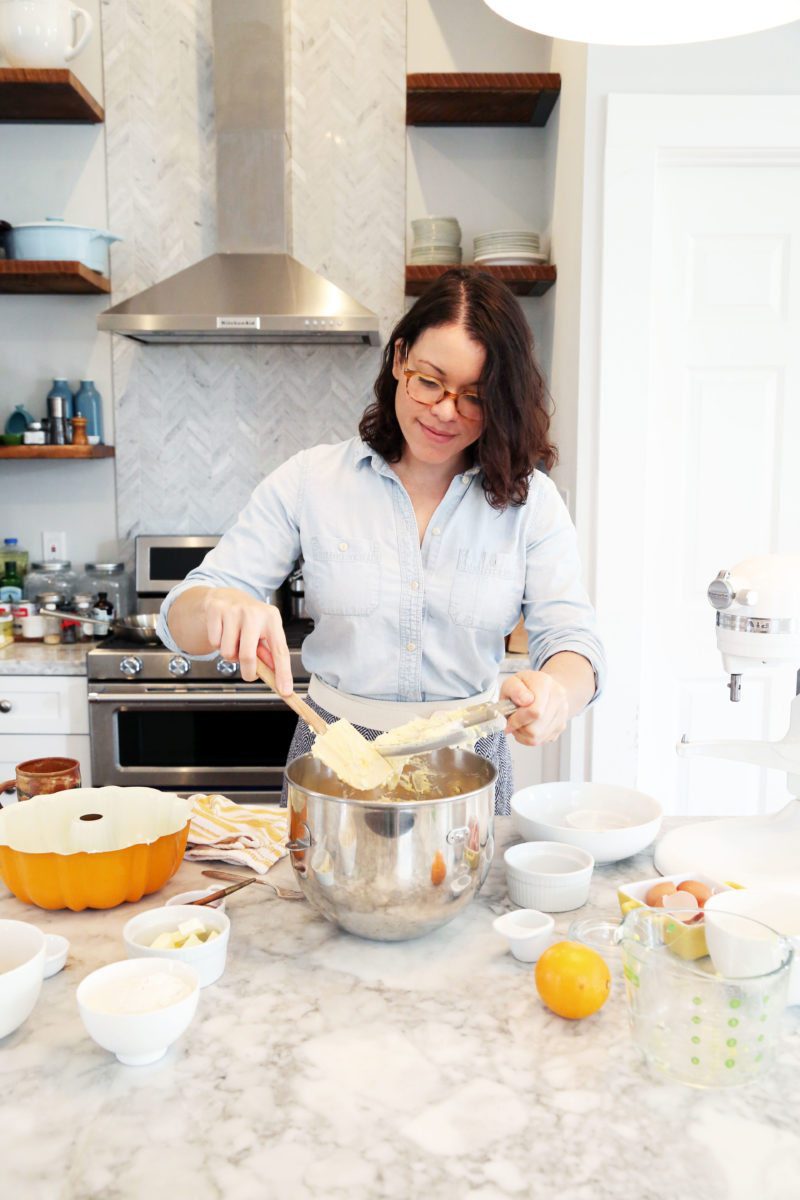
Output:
top-left (216, 316), bottom-right (261, 329)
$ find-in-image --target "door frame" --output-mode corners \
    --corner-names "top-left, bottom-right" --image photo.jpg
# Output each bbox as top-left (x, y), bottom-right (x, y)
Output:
top-left (590, 94), bottom-right (800, 786)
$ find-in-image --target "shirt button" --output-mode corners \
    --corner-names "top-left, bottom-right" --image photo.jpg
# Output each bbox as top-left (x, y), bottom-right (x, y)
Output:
top-left (410, 580), bottom-right (419, 591)
top-left (406, 642), bottom-right (416, 653)
top-left (338, 541), bottom-right (348, 552)
top-left (431, 527), bottom-right (441, 536)
top-left (461, 475), bottom-right (469, 484)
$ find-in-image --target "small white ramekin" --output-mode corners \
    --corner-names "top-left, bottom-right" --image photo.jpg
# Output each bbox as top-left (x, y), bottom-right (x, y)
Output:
top-left (493, 909), bottom-right (555, 962)
top-left (504, 841), bottom-right (594, 912)
top-left (123, 904), bottom-right (230, 988)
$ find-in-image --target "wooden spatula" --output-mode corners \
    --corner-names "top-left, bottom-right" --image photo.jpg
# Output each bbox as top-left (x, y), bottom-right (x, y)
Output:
top-left (254, 659), bottom-right (396, 791)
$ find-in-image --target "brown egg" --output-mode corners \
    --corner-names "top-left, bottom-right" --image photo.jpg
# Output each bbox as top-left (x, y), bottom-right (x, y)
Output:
top-left (676, 879), bottom-right (713, 907)
top-left (645, 881), bottom-right (678, 907)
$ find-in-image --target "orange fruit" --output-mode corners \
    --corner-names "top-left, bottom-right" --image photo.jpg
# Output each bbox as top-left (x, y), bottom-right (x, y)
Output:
top-left (534, 941), bottom-right (611, 1020)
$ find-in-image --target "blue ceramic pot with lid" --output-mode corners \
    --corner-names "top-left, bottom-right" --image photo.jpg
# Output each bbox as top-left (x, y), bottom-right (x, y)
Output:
top-left (4, 404), bottom-right (33, 435)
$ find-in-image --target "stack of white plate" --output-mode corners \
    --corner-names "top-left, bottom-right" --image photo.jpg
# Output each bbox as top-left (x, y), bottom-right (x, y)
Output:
top-left (473, 230), bottom-right (546, 266)
top-left (410, 216), bottom-right (462, 265)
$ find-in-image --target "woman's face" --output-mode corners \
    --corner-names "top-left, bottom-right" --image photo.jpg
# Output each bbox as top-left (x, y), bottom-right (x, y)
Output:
top-left (392, 321), bottom-right (485, 473)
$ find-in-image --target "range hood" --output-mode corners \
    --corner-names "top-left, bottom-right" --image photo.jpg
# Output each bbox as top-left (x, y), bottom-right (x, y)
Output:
top-left (98, 0), bottom-right (380, 347)
top-left (97, 253), bottom-right (380, 345)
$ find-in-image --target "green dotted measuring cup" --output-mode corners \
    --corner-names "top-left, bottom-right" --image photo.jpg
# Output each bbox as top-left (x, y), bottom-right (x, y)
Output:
top-left (618, 906), bottom-right (792, 1088)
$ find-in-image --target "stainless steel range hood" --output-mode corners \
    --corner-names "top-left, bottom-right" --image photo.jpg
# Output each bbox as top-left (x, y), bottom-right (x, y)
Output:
top-left (97, 253), bottom-right (380, 345)
top-left (98, 0), bottom-right (380, 347)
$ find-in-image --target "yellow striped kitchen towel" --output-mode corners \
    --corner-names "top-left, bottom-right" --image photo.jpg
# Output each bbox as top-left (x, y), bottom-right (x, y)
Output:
top-left (185, 793), bottom-right (288, 874)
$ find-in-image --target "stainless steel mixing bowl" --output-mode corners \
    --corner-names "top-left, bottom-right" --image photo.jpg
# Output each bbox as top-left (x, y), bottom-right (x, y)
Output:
top-left (285, 747), bottom-right (497, 941)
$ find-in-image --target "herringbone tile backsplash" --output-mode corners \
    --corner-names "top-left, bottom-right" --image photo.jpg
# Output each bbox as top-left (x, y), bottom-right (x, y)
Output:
top-left (102, 0), bottom-right (406, 559)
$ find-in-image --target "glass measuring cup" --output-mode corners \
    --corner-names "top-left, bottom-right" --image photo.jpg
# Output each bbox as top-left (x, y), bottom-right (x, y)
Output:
top-left (618, 907), bottom-right (792, 1088)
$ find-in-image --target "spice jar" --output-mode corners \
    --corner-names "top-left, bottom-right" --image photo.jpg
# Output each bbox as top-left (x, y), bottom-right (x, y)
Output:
top-left (37, 591), bottom-right (64, 645)
top-left (0, 603), bottom-right (13, 649)
top-left (71, 593), bottom-right (97, 642)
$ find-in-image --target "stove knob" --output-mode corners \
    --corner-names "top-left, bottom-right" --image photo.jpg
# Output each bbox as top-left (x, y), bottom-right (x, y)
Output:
top-left (120, 656), bottom-right (143, 677)
top-left (216, 658), bottom-right (239, 677)
top-left (168, 656), bottom-right (191, 677)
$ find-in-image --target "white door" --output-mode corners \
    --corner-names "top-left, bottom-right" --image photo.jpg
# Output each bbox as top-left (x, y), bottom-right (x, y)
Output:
top-left (592, 96), bottom-right (800, 815)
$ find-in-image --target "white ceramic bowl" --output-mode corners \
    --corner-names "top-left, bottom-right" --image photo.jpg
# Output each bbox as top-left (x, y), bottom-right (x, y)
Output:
top-left (123, 904), bottom-right (230, 987)
top-left (0, 920), bottom-right (46, 1039)
top-left (166, 887), bottom-right (227, 911)
top-left (504, 841), bottom-right (594, 912)
top-left (77, 958), bottom-right (199, 1066)
top-left (44, 933), bottom-right (69, 978)
top-left (706, 890), bottom-right (800, 1005)
top-left (511, 782), bottom-right (662, 864)
top-left (493, 909), bottom-right (554, 962)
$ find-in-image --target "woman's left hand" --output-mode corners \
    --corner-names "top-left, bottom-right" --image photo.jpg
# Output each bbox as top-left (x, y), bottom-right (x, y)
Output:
top-left (499, 670), bottom-right (569, 746)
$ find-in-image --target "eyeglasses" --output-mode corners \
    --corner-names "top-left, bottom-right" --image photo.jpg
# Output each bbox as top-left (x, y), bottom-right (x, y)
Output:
top-left (402, 367), bottom-right (483, 423)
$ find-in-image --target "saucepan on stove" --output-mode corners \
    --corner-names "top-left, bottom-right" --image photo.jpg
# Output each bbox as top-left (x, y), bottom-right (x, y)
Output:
top-left (53, 610), bottom-right (161, 644)
top-left (284, 747), bottom-right (496, 942)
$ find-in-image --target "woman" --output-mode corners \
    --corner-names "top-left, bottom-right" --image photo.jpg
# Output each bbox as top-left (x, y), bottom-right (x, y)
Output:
top-left (158, 268), bottom-right (605, 813)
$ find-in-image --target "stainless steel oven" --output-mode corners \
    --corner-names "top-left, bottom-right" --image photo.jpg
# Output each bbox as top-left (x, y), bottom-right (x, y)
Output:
top-left (88, 678), bottom-right (307, 803)
top-left (87, 535), bottom-right (311, 803)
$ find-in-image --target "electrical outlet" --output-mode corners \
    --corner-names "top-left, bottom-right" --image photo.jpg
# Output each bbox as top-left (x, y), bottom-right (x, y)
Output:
top-left (42, 531), bottom-right (67, 561)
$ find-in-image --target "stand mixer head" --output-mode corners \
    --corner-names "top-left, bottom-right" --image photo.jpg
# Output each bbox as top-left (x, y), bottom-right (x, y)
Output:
top-left (707, 554), bottom-right (800, 701)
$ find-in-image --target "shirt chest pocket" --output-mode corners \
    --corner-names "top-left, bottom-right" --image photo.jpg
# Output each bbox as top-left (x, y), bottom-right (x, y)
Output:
top-left (449, 549), bottom-right (523, 633)
top-left (306, 536), bottom-right (382, 617)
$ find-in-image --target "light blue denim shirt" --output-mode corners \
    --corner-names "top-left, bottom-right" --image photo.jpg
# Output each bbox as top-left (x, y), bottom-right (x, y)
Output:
top-left (158, 437), bottom-right (606, 703)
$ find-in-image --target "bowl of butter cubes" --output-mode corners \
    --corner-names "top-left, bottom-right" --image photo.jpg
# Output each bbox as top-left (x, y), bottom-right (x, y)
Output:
top-left (122, 904), bottom-right (230, 987)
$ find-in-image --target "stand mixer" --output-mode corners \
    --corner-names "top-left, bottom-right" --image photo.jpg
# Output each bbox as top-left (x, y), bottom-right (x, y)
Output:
top-left (654, 554), bottom-right (800, 890)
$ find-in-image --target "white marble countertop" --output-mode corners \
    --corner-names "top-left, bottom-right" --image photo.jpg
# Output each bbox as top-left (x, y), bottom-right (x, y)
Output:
top-left (0, 642), bottom-right (90, 675)
top-left (2, 818), bottom-right (799, 1200)
top-left (0, 644), bottom-right (527, 679)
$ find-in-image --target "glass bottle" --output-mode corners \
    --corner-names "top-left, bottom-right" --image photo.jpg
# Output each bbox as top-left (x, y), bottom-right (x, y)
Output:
top-left (0, 537), bottom-right (28, 580)
top-left (72, 380), bottom-right (104, 443)
top-left (92, 591), bottom-right (114, 636)
top-left (0, 560), bottom-right (23, 604)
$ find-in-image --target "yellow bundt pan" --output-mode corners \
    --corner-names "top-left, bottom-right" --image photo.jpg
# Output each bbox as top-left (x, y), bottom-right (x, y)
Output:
top-left (0, 787), bottom-right (191, 911)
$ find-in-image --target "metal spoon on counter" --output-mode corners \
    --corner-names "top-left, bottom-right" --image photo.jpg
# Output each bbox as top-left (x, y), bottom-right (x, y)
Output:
top-left (202, 868), bottom-right (304, 901)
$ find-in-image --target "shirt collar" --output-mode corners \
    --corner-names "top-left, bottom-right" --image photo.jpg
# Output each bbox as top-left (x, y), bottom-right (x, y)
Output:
top-left (354, 438), bottom-right (482, 480)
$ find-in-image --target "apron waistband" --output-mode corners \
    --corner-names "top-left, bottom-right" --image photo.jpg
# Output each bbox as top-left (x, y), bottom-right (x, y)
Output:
top-left (307, 675), bottom-right (499, 733)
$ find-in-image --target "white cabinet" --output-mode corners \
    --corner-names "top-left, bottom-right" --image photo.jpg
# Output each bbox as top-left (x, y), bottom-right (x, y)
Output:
top-left (0, 676), bottom-right (92, 790)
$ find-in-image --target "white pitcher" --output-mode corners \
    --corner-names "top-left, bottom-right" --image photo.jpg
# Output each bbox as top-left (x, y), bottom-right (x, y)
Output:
top-left (0, 0), bottom-right (93, 68)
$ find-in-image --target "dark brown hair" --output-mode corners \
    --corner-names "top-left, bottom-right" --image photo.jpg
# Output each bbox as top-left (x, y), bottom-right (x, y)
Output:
top-left (358, 267), bottom-right (556, 509)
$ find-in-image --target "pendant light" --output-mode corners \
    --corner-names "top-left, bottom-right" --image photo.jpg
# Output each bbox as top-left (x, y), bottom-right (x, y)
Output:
top-left (482, 0), bottom-right (800, 46)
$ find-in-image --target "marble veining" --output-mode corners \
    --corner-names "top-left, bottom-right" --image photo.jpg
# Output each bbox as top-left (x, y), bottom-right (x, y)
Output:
top-left (1, 819), bottom-right (799, 1199)
top-left (0, 643), bottom-right (89, 675)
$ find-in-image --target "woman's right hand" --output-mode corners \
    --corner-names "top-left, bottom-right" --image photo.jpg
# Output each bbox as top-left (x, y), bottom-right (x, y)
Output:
top-left (202, 588), bottom-right (293, 693)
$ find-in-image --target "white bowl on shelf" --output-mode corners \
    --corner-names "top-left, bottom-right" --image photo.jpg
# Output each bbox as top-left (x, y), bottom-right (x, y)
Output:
top-left (504, 841), bottom-right (594, 912)
top-left (77, 958), bottom-right (199, 1066)
top-left (411, 216), bottom-right (462, 245)
top-left (511, 782), bottom-right (662, 864)
top-left (493, 908), bottom-right (554, 962)
top-left (123, 903), bottom-right (230, 987)
top-left (0, 920), bottom-right (46, 1039)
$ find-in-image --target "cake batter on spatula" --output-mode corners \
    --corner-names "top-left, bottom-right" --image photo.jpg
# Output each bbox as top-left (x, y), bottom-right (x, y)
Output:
top-left (255, 661), bottom-right (397, 791)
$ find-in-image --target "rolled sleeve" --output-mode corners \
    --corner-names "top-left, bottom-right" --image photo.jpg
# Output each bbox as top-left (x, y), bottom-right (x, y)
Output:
top-left (157, 450), bottom-right (306, 657)
top-left (522, 475), bottom-right (607, 704)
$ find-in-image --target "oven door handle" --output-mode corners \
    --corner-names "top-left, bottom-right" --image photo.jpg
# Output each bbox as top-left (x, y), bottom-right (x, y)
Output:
top-left (87, 691), bottom-right (307, 704)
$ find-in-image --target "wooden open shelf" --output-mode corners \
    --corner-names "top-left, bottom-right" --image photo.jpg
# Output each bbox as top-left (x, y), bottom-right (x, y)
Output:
top-left (0, 260), bottom-right (110, 294)
top-left (406, 263), bottom-right (556, 297)
top-left (0, 68), bottom-right (104, 123)
top-left (0, 444), bottom-right (114, 460)
top-left (407, 73), bottom-right (560, 127)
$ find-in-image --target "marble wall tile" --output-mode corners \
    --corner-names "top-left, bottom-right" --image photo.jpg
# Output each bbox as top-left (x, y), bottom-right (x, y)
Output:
top-left (102, 0), bottom-right (406, 556)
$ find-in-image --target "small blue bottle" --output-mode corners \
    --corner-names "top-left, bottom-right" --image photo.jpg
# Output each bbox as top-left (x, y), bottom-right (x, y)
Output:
top-left (46, 378), bottom-right (73, 420)
top-left (73, 380), bottom-right (104, 443)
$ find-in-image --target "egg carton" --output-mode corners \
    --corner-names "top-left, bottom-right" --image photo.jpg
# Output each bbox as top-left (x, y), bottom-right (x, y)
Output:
top-left (617, 872), bottom-right (740, 960)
